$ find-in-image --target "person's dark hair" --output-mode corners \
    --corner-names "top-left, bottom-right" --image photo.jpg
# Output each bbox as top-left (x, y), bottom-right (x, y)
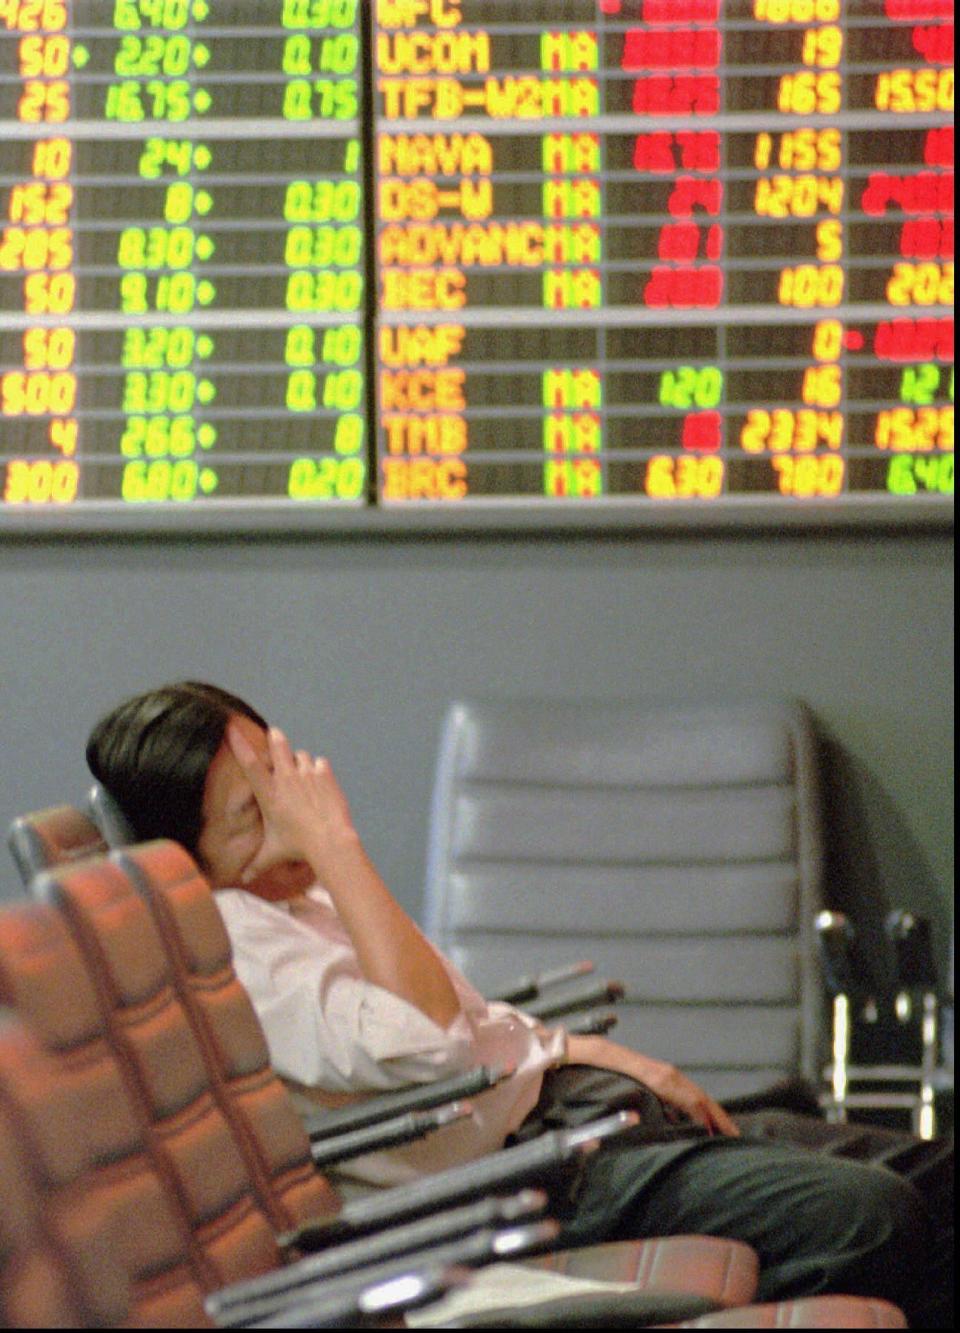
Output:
top-left (85, 681), bottom-right (267, 855)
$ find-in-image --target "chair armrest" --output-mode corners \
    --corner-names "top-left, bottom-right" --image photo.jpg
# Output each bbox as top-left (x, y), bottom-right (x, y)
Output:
top-left (565, 1010), bottom-right (619, 1038)
top-left (491, 961), bottom-right (595, 1006)
top-left (303, 1064), bottom-right (510, 1142)
top-left (524, 980), bottom-right (625, 1022)
top-left (310, 1102), bottom-right (473, 1168)
top-left (240, 1260), bottom-right (473, 1329)
top-left (214, 1218), bottom-right (561, 1327)
top-left (284, 1110), bottom-right (639, 1252)
top-left (249, 1221), bottom-right (562, 1327)
top-left (207, 1191), bottom-right (549, 1321)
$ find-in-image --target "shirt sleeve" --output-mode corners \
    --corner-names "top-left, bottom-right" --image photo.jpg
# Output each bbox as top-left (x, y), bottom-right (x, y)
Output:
top-left (215, 888), bottom-right (480, 1093)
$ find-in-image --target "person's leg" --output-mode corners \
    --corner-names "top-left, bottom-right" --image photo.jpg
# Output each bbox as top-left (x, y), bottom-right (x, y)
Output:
top-left (734, 1111), bottom-right (954, 1328)
top-left (556, 1133), bottom-right (931, 1324)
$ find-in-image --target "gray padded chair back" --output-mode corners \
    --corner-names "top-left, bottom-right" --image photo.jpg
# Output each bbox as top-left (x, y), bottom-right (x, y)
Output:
top-left (425, 700), bottom-right (826, 1098)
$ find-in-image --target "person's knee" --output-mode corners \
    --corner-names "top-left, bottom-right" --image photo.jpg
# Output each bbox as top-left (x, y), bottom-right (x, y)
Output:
top-left (754, 1159), bottom-right (930, 1313)
top-left (833, 1164), bottom-right (929, 1297)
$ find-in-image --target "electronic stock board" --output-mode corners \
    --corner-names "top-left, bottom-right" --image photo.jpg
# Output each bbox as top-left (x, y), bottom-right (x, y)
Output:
top-left (0, 0), bottom-right (954, 530)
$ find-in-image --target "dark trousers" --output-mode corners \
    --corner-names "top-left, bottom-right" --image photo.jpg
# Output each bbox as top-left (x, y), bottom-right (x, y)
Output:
top-left (552, 1109), bottom-right (953, 1328)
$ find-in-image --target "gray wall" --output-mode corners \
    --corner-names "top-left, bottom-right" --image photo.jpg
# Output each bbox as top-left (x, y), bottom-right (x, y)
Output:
top-left (0, 529), bottom-right (954, 988)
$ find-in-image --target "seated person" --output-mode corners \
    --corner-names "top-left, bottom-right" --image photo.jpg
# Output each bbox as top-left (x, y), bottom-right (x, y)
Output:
top-left (86, 681), bottom-right (953, 1327)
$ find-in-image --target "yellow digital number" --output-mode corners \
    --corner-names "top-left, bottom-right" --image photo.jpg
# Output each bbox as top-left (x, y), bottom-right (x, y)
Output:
top-left (771, 455), bottom-right (844, 496)
top-left (886, 263), bottom-right (954, 308)
top-left (778, 264), bottom-right (844, 308)
top-left (3, 458), bottom-right (78, 504)
top-left (645, 455), bottom-right (723, 500)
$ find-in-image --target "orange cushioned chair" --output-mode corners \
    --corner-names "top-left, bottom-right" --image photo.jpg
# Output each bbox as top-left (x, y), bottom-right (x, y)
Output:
top-left (8, 847), bottom-right (762, 1327)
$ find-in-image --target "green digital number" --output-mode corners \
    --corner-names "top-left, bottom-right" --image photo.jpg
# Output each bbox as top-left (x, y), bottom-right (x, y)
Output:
top-left (123, 370), bottom-right (198, 414)
top-left (286, 371), bottom-right (317, 412)
top-left (285, 270), bottom-right (362, 313)
top-left (282, 0), bottom-right (359, 30)
top-left (122, 459), bottom-right (198, 503)
top-left (284, 323), bottom-right (362, 367)
top-left (105, 81), bottom-right (145, 122)
top-left (284, 179), bottom-right (361, 223)
top-left (284, 224), bottom-right (361, 268)
top-left (106, 78), bottom-right (193, 122)
top-left (164, 183), bottom-right (195, 222)
top-left (911, 454), bottom-right (952, 494)
top-left (659, 367), bottom-right (723, 410)
top-left (334, 413), bottom-right (364, 454)
top-left (886, 454), bottom-right (954, 496)
top-left (147, 79), bottom-right (193, 121)
top-left (283, 78), bottom-right (357, 121)
top-left (287, 456), bottom-right (364, 500)
top-left (323, 324), bottom-right (361, 365)
top-left (115, 35), bottom-right (192, 77)
top-left (120, 273), bottom-right (148, 314)
top-left (113, 1), bottom-right (141, 32)
top-left (115, 0), bottom-right (191, 30)
top-left (285, 326), bottom-right (316, 368)
top-left (887, 456), bottom-right (916, 496)
top-left (138, 138), bottom-right (207, 179)
top-left (322, 369), bottom-right (362, 410)
top-left (122, 326), bottom-right (196, 370)
top-left (899, 364), bottom-right (942, 406)
top-left (117, 226), bottom-right (147, 269)
top-left (117, 225), bottom-right (195, 271)
top-left (281, 33), bottom-right (360, 79)
top-left (155, 273), bottom-right (197, 313)
top-left (120, 415), bottom-right (196, 458)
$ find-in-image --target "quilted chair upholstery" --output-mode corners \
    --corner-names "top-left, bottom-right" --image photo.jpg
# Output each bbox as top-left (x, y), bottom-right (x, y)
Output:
top-left (426, 700), bottom-right (827, 1098)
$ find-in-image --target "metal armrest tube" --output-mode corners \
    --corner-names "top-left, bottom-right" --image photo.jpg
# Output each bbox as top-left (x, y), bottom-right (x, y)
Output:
top-left (491, 961), bottom-right (594, 1005)
top-left (566, 1010), bottom-right (619, 1037)
top-left (283, 1110), bottom-right (639, 1251)
top-left (208, 1192), bottom-right (548, 1319)
top-left (243, 1261), bottom-right (472, 1330)
top-left (304, 1064), bottom-right (509, 1142)
top-left (217, 1221), bottom-right (562, 1327)
top-left (524, 979), bottom-right (625, 1021)
top-left (309, 1103), bottom-right (472, 1168)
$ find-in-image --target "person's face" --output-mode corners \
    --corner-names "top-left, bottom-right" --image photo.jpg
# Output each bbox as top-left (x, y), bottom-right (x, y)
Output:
top-left (196, 713), bottom-right (312, 901)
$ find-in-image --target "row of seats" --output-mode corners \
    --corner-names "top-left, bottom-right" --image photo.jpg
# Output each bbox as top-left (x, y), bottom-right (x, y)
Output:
top-left (0, 816), bottom-right (907, 1325)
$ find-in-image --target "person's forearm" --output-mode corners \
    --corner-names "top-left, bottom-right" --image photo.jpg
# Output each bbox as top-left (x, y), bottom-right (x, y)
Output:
top-left (306, 828), bottom-right (462, 1030)
top-left (565, 1033), bottom-right (739, 1137)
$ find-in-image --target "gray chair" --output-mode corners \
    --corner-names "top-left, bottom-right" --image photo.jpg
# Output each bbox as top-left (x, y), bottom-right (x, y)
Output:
top-left (424, 699), bottom-right (827, 1099)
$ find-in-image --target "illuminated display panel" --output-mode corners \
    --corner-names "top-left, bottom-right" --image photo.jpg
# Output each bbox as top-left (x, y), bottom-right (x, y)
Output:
top-left (372, 0), bottom-right (954, 511)
top-left (1, 0), bottom-right (367, 511)
top-left (0, 0), bottom-right (953, 527)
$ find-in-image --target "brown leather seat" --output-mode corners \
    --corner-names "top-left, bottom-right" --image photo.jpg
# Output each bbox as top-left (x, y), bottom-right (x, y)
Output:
top-left (116, 839), bottom-right (347, 1236)
top-left (0, 902), bottom-right (210, 1327)
top-left (525, 1235), bottom-right (759, 1310)
top-left (7, 803), bottom-right (109, 889)
top-left (0, 1004), bottom-right (462, 1331)
top-left (660, 1294), bottom-right (907, 1327)
top-left (0, 1007), bottom-right (133, 1329)
top-left (31, 855), bottom-right (307, 1290)
top-left (21, 841), bottom-right (764, 1319)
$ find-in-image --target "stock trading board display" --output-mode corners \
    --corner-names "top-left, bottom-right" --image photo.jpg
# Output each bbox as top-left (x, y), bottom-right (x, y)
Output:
top-left (0, 0), bottom-right (954, 528)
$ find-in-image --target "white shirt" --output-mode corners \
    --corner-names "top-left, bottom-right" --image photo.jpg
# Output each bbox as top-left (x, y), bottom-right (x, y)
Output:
top-left (215, 885), bottom-right (566, 1186)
